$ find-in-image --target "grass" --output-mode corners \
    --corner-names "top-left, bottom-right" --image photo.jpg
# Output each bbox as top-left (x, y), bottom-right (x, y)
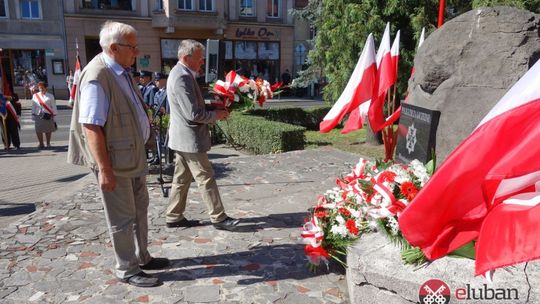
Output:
top-left (305, 128), bottom-right (385, 159)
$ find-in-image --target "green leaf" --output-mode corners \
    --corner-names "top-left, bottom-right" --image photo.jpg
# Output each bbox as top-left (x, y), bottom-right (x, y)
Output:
top-left (448, 241), bottom-right (476, 260)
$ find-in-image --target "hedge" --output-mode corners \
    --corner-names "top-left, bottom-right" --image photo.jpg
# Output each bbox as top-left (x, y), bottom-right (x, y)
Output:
top-left (245, 106), bottom-right (332, 130)
top-left (215, 112), bottom-right (306, 154)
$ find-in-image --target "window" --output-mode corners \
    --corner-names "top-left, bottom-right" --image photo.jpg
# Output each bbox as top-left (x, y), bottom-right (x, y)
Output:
top-left (240, 0), bottom-right (254, 16)
top-left (225, 41), bottom-right (281, 82)
top-left (198, 0), bottom-right (213, 11)
top-left (258, 42), bottom-right (279, 60)
top-left (12, 49), bottom-right (47, 86)
top-left (20, 0), bottom-right (40, 19)
top-left (295, 44), bottom-right (306, 65)
top-left (0, 0), bottom-right (7, 18)
top-left (177, 0), bottom-right (193, 10)
top-left (266, 0), bottom-right (280, 18)
top-left (82, 0), bottom-right (133, 10)
top-left (154, 0), bottom-right (163, 10)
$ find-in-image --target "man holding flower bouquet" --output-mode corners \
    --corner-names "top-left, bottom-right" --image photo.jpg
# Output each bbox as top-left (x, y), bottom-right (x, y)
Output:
top-left (165, 39), bottom-right (240, 231)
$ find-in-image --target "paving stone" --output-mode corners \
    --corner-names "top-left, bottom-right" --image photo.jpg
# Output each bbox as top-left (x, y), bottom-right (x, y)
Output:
top-left (183, 285), bottom-right (220, 302)
top-left (6, 270), bottom-right (32, 287)
top-left (0, 287), bottom-right (17, 300)
top-left (41, 247), bottom-right (67, 259)
top-left (14, 235), bottom-right (41, 246)
top-left (0, 148), bottom-right (361, 303)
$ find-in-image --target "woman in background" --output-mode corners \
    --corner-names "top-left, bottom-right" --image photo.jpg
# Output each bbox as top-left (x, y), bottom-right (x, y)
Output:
top-left (31, 82), bottom-right (57, 149)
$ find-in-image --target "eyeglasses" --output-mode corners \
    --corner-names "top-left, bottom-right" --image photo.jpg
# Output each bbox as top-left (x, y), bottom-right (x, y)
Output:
top-left (116, 43), bottom-right (139, 51)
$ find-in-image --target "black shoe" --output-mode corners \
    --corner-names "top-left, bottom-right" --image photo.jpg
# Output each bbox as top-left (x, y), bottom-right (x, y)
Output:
top-left (140, 257), bottom-right (170, 270)
top-left (213, 217), bottom-right (240, 231)
top-left (120, 271), bottom-right (162, 287)
top-left (166, 218), bottom-right (202, 228)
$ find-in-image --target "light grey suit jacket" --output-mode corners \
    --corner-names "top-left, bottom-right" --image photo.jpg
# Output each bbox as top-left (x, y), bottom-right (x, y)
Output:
top-left (167, 62), bottom-right (216, 153)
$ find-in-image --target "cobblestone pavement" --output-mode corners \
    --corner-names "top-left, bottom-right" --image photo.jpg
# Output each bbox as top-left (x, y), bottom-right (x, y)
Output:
top-left (0, 146), bottom-right (361, 303)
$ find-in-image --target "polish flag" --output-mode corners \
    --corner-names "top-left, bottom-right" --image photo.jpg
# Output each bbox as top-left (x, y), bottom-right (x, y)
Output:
top-left (368, 23), bottom-right (393, 132)
top-left (343, 26), bottom-right (397, 134)
top-left (320, 34), bottom-right (376, 133)
top-left (419, 27), bottom-right (426, 48)
top-left (398, 59), bottom-right (540, 276)
top-left (410, 27), bottom-right (425, 78)
top-left (69, 55), bottom-right (81, 106)
top-left (379, 29), bottom-right (401, 129)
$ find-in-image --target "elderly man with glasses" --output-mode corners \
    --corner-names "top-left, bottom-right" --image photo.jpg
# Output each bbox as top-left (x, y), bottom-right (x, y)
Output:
top-left (68, 20), bottom-right (169, 288)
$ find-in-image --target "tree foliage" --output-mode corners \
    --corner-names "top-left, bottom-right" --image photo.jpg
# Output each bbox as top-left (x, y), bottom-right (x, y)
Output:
top-left (293, 0), bottom-right (538, 104)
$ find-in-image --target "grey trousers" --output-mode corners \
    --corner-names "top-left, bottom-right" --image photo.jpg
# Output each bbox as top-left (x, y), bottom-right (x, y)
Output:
top-left (166, 151), bottom-right (227, 223)
top-left (94, 171), bottom-right (152, 279)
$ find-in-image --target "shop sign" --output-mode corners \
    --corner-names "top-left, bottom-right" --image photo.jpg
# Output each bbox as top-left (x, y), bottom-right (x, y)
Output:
top-left (235, 27), bottom-right (280, 40)
top-left (45, 48), bottom-right (55, 56)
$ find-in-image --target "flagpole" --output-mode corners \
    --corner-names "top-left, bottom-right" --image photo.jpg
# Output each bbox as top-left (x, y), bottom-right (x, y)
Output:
top-left (438, 0), bottom-right (445, 28)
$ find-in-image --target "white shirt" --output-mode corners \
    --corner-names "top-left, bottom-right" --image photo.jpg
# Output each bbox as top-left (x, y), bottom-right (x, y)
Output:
top-left (31, 91), bottom-right (57, 121)
top-left (78, 53), bottom-right (150, 143)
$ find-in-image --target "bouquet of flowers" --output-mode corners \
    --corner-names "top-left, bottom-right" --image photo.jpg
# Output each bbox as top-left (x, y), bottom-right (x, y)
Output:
top-left (210, 71), bottom-right (283, 111)
top-left (301, 158), bottom-right (433, 270)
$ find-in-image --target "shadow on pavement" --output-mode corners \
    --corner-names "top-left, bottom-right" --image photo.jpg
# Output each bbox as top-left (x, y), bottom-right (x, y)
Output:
top-left (148, 162), bottom-right (234, 181)
top-left (228, 212), bottom-right (308, 232)
top-left (157, 244), bottom-right (344, 284)
top-left (172, 212), bottom-right (308, 233)
top-left (0, 201), bottom-right (36, 216)
top-left (208, 151), bottom-right (247, 160)
top-left (55, 173), bottom-right (88, 182)
top-left (0, 145), bottom-right (68, 157)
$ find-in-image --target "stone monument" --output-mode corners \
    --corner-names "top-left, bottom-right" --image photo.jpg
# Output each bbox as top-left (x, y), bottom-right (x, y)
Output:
top-left (408, 6), bottom-right (540, 162)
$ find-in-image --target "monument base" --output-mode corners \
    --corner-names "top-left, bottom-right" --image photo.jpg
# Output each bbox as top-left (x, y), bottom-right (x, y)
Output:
top-left (346, 233), bottom-right (540, 303)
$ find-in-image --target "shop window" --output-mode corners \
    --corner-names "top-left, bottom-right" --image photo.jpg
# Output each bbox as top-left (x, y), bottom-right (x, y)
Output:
top-left (198, 0), bottom-right (213, 12)
top-left (177, 0), bottom-right (193, 10)
top-left (0, 0), bottom-right (7, 18)
top-left (20, 0), bottom-right (40, 19)
top-left (240, 0), bottom-right (254, 16)
top-left (266, 0), bottom-right (280, 18)
top-left (81, 0), bottom-right (133, 10)
top-left (225, 40), bottom-right (280, 83)
top-left (12, 49), bottom-right (47, 87)
top-left (234, 41), bottom-right (257, 60)
top-left (258, 42), bottom-right (279, 60)
top-left (224, 41), bottom-right (233, 60)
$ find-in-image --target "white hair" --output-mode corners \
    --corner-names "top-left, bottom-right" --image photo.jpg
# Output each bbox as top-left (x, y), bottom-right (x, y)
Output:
top-left (177, 39), bottom-right (205, 59)
top-left (99, 21), bottom-right (137, 51)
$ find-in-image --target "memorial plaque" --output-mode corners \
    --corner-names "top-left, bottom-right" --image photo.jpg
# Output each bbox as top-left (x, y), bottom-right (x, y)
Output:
top-left (395, 104), bottom-right (440, 164)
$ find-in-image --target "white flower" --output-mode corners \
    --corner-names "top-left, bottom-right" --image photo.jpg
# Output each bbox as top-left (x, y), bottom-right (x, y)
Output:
top-left (386, 216), bottom-right (400, 236)
top-left (330, 224), bottom-right (348, 237)
top-left (349, 208), bottom-right (361, 219)
top-left (238, 85), bottom-right (250, 93)
top-left (335, 215), bottom-right (345, 225)
top-left (368, 220), bottom-right (379, 231)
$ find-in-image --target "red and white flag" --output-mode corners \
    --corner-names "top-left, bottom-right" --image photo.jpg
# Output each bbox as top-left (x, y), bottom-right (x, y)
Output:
top-left (367, 23), bottom-right (393, 132)
top-left (419, 27), bottom-right (426, 49)
top-left (69, 55), bottom-right (81, 106)
top-left (320, 34), bottom-right (376, 133)
top-left (409, 27), bottom-right (425, 82)
top-left (378, 29), bottom-right (402, 130)
top-left (399, 59), bottom-right (540, 276)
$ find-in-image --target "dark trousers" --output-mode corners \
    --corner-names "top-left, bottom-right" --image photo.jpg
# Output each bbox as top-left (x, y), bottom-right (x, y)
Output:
top-left (1, 115), bottom-right (20, 148)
